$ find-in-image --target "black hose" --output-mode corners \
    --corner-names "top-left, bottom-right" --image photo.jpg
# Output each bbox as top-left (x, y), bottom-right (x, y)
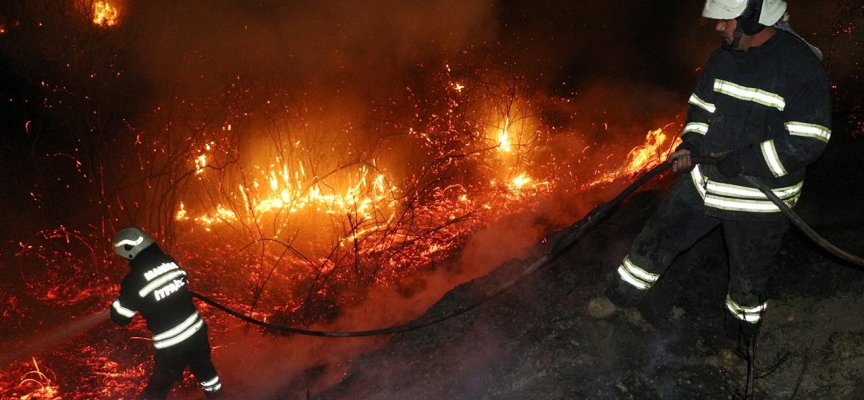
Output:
top-left (191, 289), bottom-right (485, 337)
top-left (742, 175), bottom-right (864, 267)
top-left (192, 155), bottom-right (863, 337)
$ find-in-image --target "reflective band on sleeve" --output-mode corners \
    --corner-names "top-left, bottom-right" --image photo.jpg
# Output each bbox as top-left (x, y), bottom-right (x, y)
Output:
top-left (201, 376), bottom-right (222, 392)
top-left (786, 122), bottom-right (831, 143)
top-left (152, 312), bottom-right (204, 349)
top-left (683, 122), bottom-right (709, 136)
top-left (112, 300), bottom-right (136, 318)
top-left (725, 295), bottom-right (767, 324)
top-left (713, 79), bottom-right (785, 111)
top-left (617, 256), bottom-right (659, 291)
top-left (688, 93), bottom-right (716, 113)
top-left (139, 270), bottom-right (187, 298)
top-left (760, 140), bottom-right (787, 177)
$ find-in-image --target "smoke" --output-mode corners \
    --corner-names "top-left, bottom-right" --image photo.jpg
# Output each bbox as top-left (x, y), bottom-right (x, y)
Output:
top-left (199, 208), bottom-right (544, 396)
top-left (122, 0), bottom-right (497, 101)
top-left (113, 0), bottom-right (720, 110)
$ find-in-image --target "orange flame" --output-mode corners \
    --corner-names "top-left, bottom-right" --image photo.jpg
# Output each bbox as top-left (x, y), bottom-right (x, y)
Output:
top-left (178, 156), bottom-right (398, 235)
top-left (584, 124), bottom-right (681, 189)
top-left (92, 1), bottom-right (119, 27)
top-left (497, 117), bottom-right (512, 153)
top-left (623, 125), bottom-right (681, 174)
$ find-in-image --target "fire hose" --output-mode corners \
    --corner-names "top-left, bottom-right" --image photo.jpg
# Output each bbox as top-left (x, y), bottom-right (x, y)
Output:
top-left (191, 155), bottom-right (864, 337)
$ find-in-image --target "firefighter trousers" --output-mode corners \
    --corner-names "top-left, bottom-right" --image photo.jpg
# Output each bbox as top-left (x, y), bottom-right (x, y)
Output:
top-left (605, 176), bottom-right (789, 329)
top-left (141, 324), bottom-right (221, 400)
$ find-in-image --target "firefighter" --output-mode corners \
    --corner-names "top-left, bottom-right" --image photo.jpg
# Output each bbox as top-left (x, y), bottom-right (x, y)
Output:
top-left (110, 226), bottom-right (223, 399)
top-left (590, 0), bottom-right (831, 353)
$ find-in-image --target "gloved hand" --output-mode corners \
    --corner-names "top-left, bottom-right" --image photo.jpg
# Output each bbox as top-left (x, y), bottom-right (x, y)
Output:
top-left (716, 151), bottom-right (742, 178)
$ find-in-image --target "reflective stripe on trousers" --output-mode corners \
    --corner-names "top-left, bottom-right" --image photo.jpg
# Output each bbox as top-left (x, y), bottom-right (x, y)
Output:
top-left (617, 256), bottom-right (659, 291)
top-left (200, 375), bottom-right (222, 393)
top-left (726, 295), bottom-right (767, 323)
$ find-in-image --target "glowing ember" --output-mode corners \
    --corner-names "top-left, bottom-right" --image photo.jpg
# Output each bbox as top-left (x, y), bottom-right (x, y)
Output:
top-left (92, 1), bottom-right (119, 27)
top-left (15, 358), bottom-right (60, 399)
top-left (195, 154), bottom-right (208, 174)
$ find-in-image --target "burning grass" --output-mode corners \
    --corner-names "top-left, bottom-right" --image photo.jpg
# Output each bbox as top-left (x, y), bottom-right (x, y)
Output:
top-left (148, 64), bottom-right (683, 331)
top-left (4, 59), bottom-right (691, 400)
top-left (0, 10), bottom-right (686, 396)
top-left (0, 116), bottom-right (682, 398)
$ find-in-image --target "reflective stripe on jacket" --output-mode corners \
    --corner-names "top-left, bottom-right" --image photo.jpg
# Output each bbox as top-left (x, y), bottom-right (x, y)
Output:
top-left (690, 165), bottom-right (801, 213)
top-left (679, 30), bottom-right (831, 220)
top-left (110, 244), bottom-right (203, 350)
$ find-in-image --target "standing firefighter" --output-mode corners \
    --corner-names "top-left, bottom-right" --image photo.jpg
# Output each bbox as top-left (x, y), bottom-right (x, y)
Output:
top-left (591, 0), bottom-right (831, 352)
top-left (110, 226), bottom-right (223, 399)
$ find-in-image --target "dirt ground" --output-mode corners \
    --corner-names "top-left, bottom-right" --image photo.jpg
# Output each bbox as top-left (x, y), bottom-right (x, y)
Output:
top-left (305, 145), bottom-right (864, 400)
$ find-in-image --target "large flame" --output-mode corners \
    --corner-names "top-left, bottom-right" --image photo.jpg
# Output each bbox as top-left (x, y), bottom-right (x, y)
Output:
top-left (175, 110), bottom-right (675, 261)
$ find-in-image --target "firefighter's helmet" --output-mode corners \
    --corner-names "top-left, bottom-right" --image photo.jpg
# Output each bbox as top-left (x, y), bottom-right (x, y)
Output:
top-left (703, 0), bottom-right (787, 35)
top-left (112, 226), bottom-right (155, 260)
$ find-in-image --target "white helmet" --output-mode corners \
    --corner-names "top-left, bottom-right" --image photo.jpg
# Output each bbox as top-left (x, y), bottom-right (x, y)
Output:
top-left (703, 0), bottom-right (787, 34)
top-left (113, 226), bottom-right (155, 260)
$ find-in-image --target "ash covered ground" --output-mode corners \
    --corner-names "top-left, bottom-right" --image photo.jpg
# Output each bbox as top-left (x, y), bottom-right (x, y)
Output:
top-left (301, 135), bottom-right (864, 400)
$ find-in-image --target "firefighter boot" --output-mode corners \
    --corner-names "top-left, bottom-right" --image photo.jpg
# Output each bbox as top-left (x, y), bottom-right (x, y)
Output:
top-left (604, 275), bottom-right (647, 309)
top-left (587, 272), bottom-right (645, 318)
top-left (586, 295), bottom-right (618, 319)
top-left (586, 293), bottom-right (654, 332)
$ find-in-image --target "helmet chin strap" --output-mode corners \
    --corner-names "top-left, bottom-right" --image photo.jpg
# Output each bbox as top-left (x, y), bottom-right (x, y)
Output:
top-left (724, 25), bottom-right (745, 50)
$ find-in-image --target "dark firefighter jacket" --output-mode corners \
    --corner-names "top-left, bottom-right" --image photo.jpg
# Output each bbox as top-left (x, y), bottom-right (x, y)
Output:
top-left (110, 244), bottom-right (205, 350)
top-left (679, 30), bottom-right (832, 221)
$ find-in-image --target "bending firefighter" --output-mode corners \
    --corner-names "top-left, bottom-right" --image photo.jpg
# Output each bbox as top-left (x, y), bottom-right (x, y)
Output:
top-left (110, 226), bottom-right (223, 399)
top-left (593, 0), bottom-right (831, 351)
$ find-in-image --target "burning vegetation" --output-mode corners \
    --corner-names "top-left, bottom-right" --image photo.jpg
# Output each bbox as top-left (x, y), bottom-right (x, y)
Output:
top-left (0, 0), bottom-right (862, 398)
top-left (91, 1), bottom-right (119, 27)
